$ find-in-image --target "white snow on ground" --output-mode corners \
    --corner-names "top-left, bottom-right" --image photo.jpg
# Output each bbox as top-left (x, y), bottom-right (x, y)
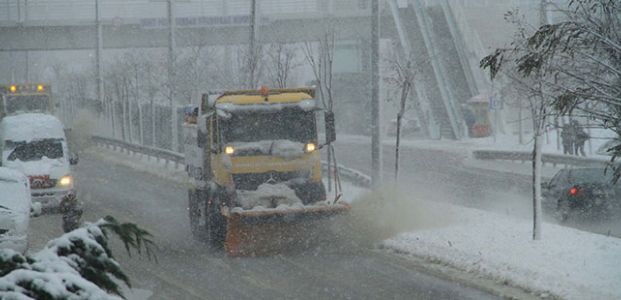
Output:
top-left (0, 221), bottom-right (124, 300)
top-left (382, 202), bottom-right (621, 300)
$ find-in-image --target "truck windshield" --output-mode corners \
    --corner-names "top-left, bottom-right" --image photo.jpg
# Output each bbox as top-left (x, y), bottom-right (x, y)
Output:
top-left (5, 95), bottom-right (50, 114)
top-left (221, 109), bottom-right (316, 143)
top-left (6, 138), bottom-right (64, 161)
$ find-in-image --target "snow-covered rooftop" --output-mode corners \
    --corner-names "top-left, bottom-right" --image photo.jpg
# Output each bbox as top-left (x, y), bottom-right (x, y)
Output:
top-left (0, 113), bottom-right (65, 142)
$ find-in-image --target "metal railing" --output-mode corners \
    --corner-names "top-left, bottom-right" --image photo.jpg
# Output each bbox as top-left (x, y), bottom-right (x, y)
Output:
top-left (91, 135), bottom-right (372, 188)
top-left (472, 150), bottom-right (610, 168)
top-left (92, 135), bottom-right (184, 167)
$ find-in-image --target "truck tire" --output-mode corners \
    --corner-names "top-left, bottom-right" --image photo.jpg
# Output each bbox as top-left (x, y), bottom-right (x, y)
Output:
top-left (205, 188), bottom-right (227, 249)
top-left (188, 189), bottom-right (207, 241)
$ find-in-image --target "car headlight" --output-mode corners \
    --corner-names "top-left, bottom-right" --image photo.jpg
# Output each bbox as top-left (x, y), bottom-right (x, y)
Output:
top-left (58, 175), bottom-right (72, 187)
top-left (305, 143), bottom-right (316, 152)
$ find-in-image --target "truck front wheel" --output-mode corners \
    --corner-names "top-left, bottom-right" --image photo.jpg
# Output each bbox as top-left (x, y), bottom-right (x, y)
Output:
top-left (188, 189), bottom-right (207, 241)
top-left (292, 181), bottom-right (327, 205)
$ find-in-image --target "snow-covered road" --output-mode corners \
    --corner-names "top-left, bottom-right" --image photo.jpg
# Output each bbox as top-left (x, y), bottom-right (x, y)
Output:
top-left (28, 153), bottom-right (506, 300)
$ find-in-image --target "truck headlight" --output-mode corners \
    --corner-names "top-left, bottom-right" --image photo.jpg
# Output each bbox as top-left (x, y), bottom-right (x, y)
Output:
top-left (305, 143), bottom-right (316, 152)
top-left (224, 146), bottom-right (235, 155)
top-left (58, 175), bottom-right (72, 187)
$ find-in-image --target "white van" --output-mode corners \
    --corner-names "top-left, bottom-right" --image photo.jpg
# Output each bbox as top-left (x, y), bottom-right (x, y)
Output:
top-left (0, 167), bottom-right (32, 253)
top-left (0, 113), bottom-right (77, 209)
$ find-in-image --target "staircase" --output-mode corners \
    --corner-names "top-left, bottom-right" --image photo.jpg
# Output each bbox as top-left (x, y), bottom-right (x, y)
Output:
top-left (389, 0), bottom-right (484, 139)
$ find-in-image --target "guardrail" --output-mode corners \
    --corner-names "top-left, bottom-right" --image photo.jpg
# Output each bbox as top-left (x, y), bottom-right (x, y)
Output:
top-left (92, 136), bottom-right (183, 168)
top-left (472, 150), bottom-right (610, 168)
top-left (91, 135), bottom-right (371, 188)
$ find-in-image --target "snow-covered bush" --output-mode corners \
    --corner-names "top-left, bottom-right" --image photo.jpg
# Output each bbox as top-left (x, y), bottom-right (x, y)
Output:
top-left (0, 216), bottom-right (156, 299)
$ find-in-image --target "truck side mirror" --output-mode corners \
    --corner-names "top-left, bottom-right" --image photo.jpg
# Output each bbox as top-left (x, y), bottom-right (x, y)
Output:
top-left (325, 111), bottom-right (336, 144)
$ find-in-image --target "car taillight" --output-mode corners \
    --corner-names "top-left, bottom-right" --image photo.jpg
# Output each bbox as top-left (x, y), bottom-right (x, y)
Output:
top-left (569, 187), bottom-right (578, 196)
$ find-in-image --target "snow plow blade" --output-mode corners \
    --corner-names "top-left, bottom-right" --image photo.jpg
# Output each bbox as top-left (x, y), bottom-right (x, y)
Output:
top-left (223, 203), bottom-right (350, 256)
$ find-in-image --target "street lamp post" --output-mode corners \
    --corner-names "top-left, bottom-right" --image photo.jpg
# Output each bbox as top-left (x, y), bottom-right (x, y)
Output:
top-left (95, 0), bottom-right (104, 125)
top-left (167, 0), bottom-right (178, 151)
top-left (371, 0), bottom-right (382, 187)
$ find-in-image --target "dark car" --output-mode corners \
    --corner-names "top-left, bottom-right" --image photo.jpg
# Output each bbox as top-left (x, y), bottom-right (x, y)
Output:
top-left (543, 168), bottom-right (620, 221)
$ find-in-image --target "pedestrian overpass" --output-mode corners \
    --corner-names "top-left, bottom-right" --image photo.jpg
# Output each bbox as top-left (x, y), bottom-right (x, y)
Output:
top-left (0, 0), bottom-right (502, 139)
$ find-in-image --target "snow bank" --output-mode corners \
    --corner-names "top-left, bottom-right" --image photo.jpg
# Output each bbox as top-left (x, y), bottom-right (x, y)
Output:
top-left (382, 203), bottom-right (621, 300)
top-left (0, 113), bottom-right (65, 142)
top-left (0, 221), bottom-right (124, 300)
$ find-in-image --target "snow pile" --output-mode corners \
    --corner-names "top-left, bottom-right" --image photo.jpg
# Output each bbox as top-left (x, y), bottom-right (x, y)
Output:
top-left (215, 99), bottom-right (318, 115)
top-left (236, 183), bottom-right (303, 210)
top-left (382, 203), bottom-right (621, 300)
top-left (0, 113), bottom-right (65, 143)
top-left (230, 140), bottom-right (305, 159)
top-left (0, 167), bottom-right (30, 213)
top-left (0, 220), bottom-right (123, 300)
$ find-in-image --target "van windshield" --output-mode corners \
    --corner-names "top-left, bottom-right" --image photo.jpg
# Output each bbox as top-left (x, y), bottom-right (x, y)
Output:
top-left (6, 138), bottom-right (64, 161)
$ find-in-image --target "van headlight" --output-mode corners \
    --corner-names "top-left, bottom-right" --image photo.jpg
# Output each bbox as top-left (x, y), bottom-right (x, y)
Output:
top-left (58, 175), bottom-right (72, 187)
top-left (305, 143), bottom-right (316, 152)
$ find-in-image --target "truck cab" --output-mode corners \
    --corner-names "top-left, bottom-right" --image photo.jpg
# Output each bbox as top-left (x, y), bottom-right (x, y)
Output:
top-left (0, 84), bottom-right (53, 119)
top-left (0, 113), bottom-right (76, 210)
top-left (194, 87), bottom-right (328, 204)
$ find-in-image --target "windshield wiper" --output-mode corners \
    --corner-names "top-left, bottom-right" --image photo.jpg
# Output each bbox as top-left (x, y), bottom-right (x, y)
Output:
top-left (0, 205), bottom-right (12, 211)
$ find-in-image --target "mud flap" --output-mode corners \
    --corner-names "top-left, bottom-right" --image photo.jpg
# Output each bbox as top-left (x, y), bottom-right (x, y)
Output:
top-left (60, 191), bottom-right (83, 233)
top-left (223, 203), bottom-right (350, 256)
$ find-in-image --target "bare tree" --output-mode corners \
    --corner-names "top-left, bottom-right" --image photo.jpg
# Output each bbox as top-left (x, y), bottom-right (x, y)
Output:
top-left (303, 30), bottom-right (341, 198)
top-left (265, 43), bottom-right (302, 88)
top-left (175, 33), bottom-right (216, 104)
top-left (384, 47), bottom-right (428, 180)
top-left (303, 32), bottom-right (335, 111)
top-left (482, 10), bottom-right (560, 240)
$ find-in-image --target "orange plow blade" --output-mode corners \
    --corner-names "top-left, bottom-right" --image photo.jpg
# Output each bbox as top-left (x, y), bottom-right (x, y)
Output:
top-left (223, 203), bottom-right (350, 256)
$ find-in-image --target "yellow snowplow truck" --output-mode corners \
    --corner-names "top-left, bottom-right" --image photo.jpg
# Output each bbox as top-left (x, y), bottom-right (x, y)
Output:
top-left (184, 87), bottom-right (349, 256)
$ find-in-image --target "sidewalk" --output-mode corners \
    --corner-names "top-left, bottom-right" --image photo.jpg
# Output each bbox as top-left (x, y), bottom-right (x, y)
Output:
top-left (339, 132), bottom-right (611, 180)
